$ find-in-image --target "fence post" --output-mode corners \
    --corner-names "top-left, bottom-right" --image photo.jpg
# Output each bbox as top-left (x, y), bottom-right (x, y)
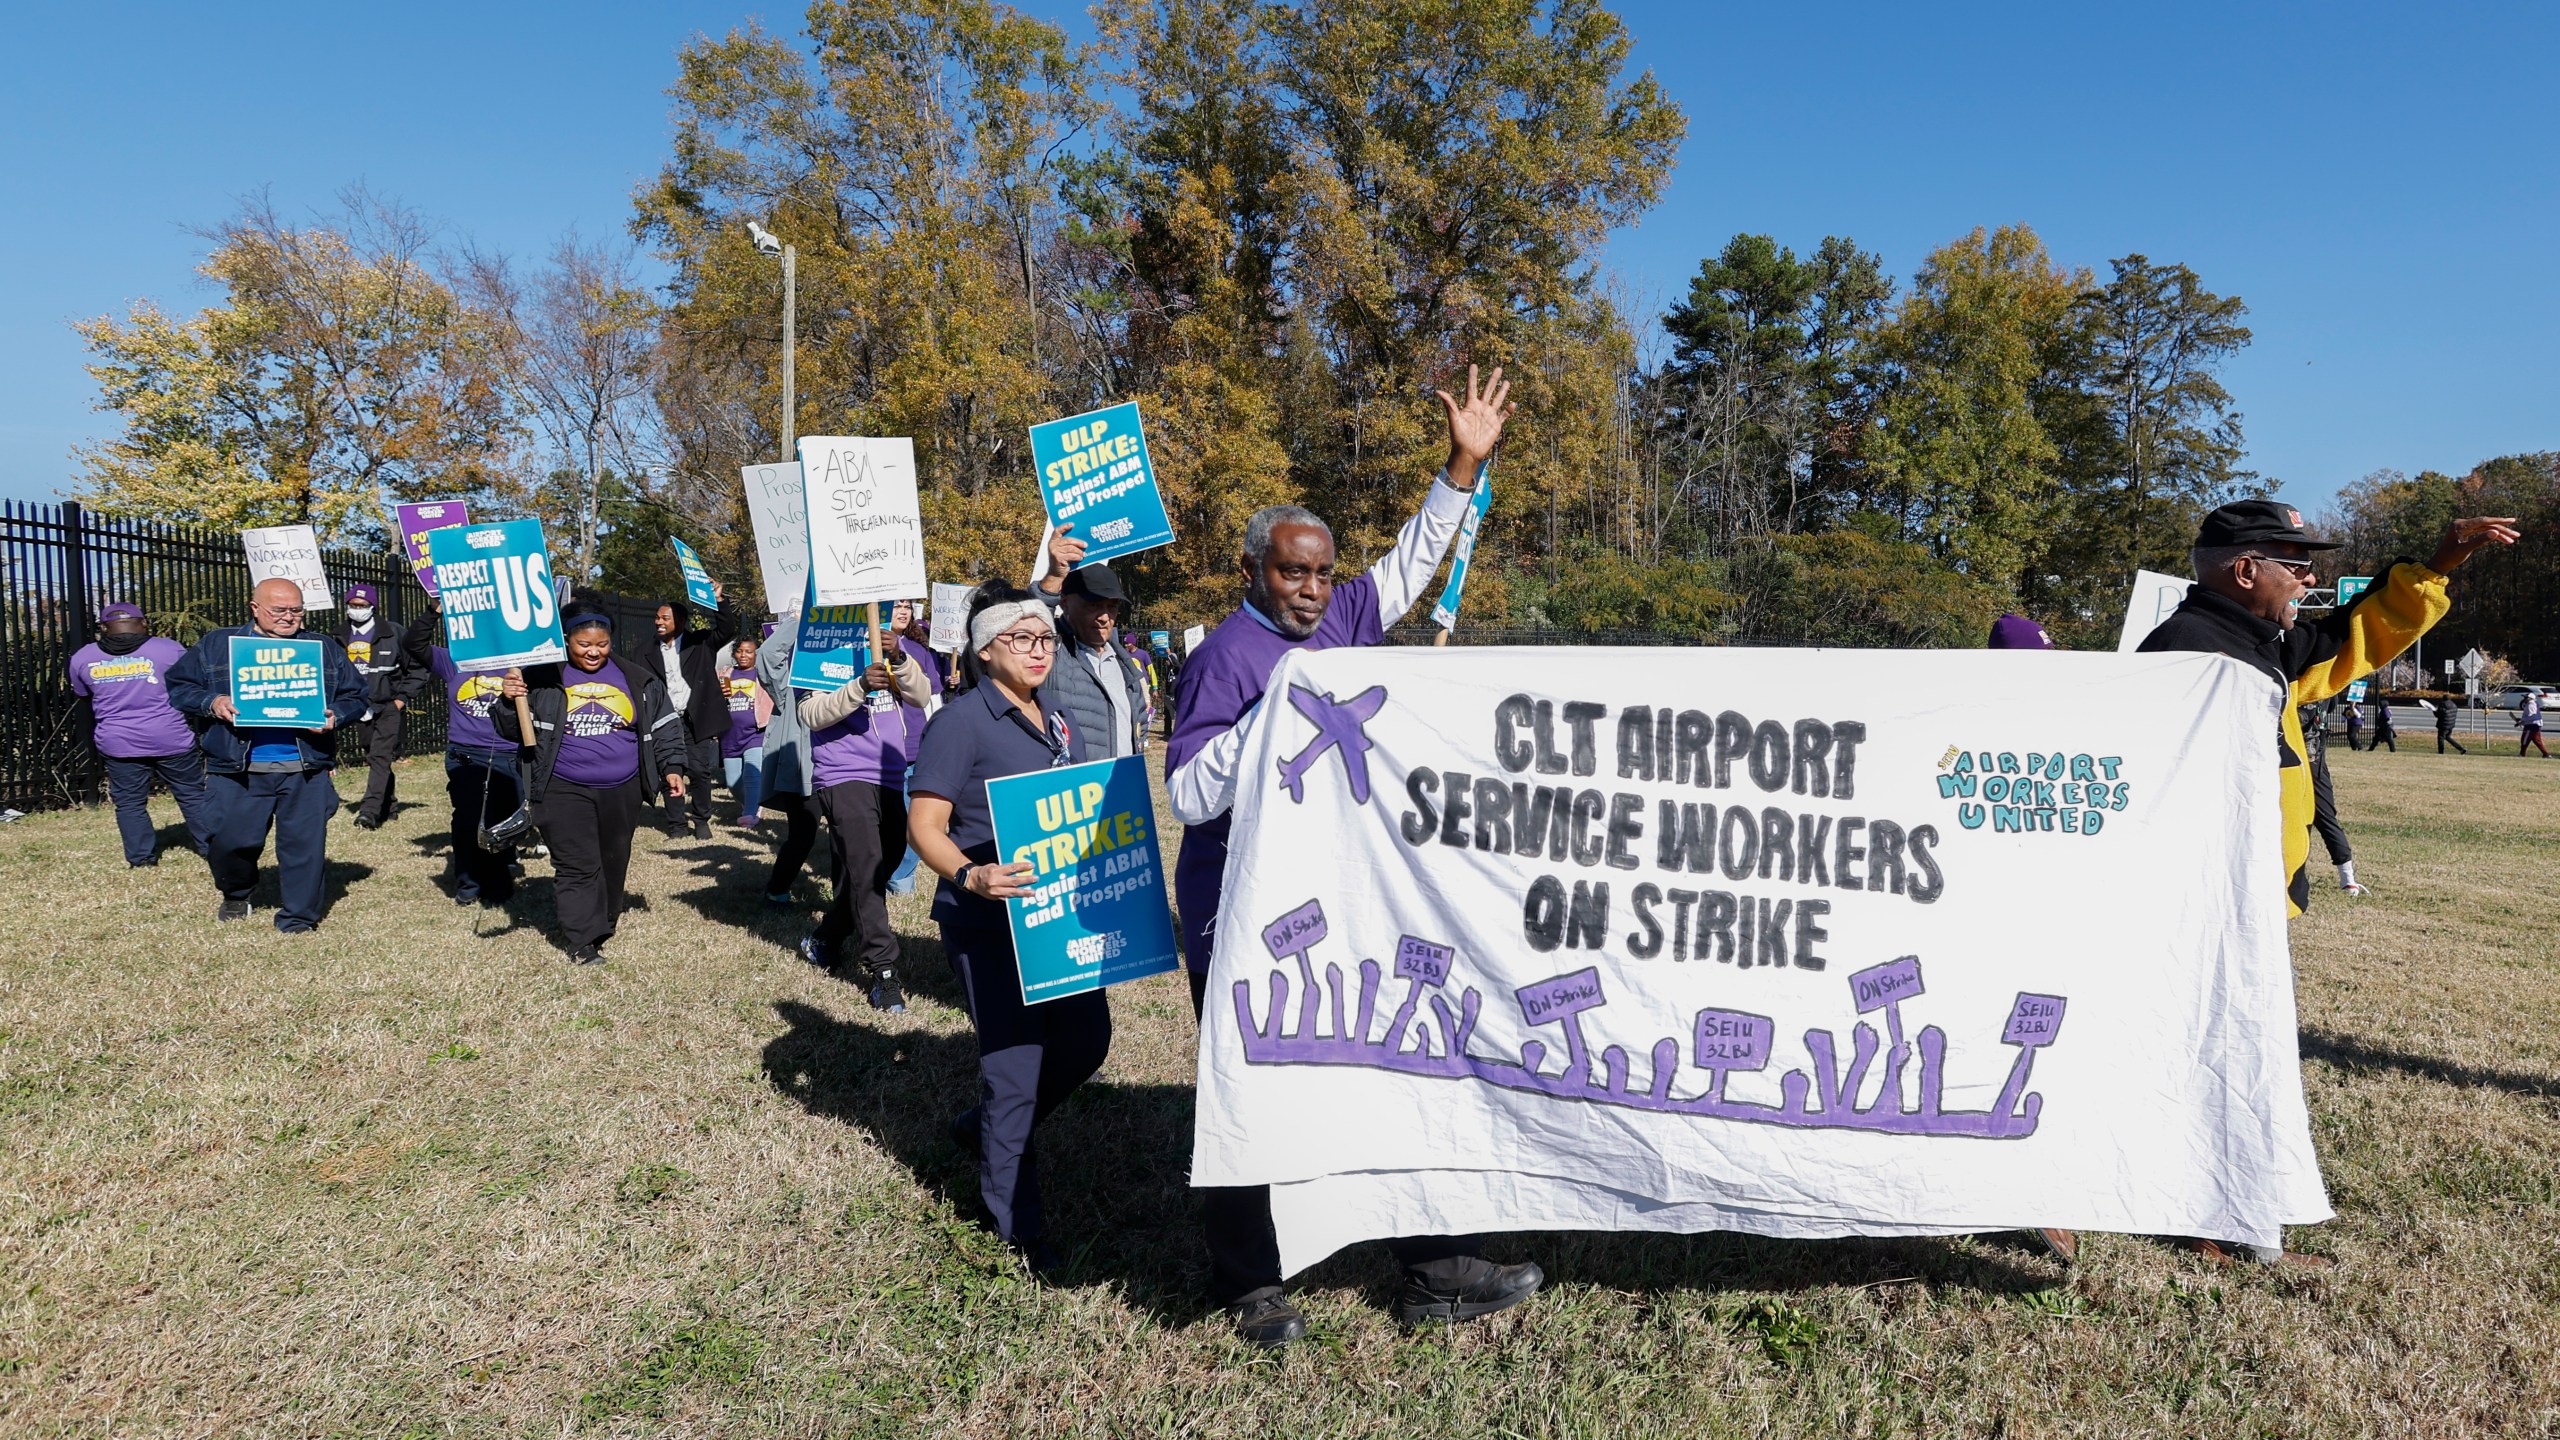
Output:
top-left (64, 501), bottom-right (93, 649)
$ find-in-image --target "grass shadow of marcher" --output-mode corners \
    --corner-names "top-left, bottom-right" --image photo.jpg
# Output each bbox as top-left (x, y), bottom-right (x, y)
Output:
top-left (758, 998), bottom-right (1213, 1322)
top-left (2301, 1025), bottom-right (2559, 1100)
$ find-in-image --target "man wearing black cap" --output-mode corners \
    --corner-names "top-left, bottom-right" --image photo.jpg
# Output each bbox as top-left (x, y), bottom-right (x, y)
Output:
top-left (1035, 528), bottom-right (1150, 761)
top-left (332, 581), bottom-right (421, 829)
top-left (2138, 497), bottom-right (2515, 1267)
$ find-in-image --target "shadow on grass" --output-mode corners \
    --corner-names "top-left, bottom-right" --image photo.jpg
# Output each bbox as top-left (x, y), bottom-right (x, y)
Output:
top-left (758, 998), bottom-right (2063, 1328)
top-left (2302, 1025), bottom-right (2558, 1099)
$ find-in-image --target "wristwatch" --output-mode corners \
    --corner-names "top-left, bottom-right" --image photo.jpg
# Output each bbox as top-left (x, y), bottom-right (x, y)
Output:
top-left (956, 863), bottom-right (977, 893)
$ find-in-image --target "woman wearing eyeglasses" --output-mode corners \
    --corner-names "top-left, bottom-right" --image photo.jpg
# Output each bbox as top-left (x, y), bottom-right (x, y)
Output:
top-left (906, 585), bottom-right (1098, 1272)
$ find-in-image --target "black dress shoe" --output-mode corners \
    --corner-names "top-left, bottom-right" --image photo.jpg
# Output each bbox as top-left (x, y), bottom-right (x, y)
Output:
top-left (1393, 1258), bottom-right (1544, 1325)
top-left (948, 1107), bottom-right (982, 1153)
top-left (692, 817), bottom-right (714, 840)
top-left (568, 943), bottom-right (605, 966)
top-left (216, 899), bottom-right (251, 923)
top-left (1229, 1289), bottom-right (1307, 1348)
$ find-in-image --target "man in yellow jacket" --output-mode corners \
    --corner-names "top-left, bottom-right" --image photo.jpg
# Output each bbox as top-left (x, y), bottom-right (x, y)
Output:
top-left (2138, 497), bottom-right (2517, 1266)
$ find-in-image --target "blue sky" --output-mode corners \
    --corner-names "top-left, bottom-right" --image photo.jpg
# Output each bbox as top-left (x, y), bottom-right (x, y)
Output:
top-left (4, 2), bottom-right (2552, 516)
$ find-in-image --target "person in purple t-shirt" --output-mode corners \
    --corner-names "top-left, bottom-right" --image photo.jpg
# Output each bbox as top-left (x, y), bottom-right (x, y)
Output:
top-left (720, 638), bottom-right (770, 828)
top-left (496, 609), bottom-right (685, 965)
top-left (790, 606), bottom-right (938, 1012)
top-left (403, 597), bottom-right (525, 906)
top-left (1162, 364), bottom-right (1544, 1347)
top-left (69, 602), bottom-right (215, 867)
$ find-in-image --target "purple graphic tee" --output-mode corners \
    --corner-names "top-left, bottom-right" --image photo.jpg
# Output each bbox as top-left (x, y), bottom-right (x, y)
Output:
top-left (68, 637), bottom-right (196, 759)
top-left (721, 666), bottom-right (763, 758)
top-left (431, 648), bottom-right (510, 751)
top-left (810, 635), bottom-right (942, 790)
top-left (553, 660), bottom-right (641, 788)
top-left (1165, 577), bottom-right (1384, 971)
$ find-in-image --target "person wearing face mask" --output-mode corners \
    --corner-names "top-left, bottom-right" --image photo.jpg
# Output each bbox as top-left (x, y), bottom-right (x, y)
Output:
top-left (165, 578), bottom-right (370, 932)
top-left (2138, 498), bottom-right (2518, 1269)
top-left (1164, 364), bottom-right (1545, 1347)
top-left (401, 596), bottom-right (523, 907)
top-left (494, 607), bottom-right (687, 965)
top-left (791, 598), bottom-right (938, 1012)
top-left (68, 602), bottom-right (216, 868)
top-left (906, 587), bottom-right (1097, 1272)
top-left (331, 582), bottom-right (422, 830)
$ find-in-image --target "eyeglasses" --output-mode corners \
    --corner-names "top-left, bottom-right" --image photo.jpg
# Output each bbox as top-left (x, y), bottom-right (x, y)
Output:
top-left (2241, 553), bottom-right (2316, 579)
top-left (258, 604), bottom-right (306, 617)
top-left (991, 630), bottom-right (1057, 655)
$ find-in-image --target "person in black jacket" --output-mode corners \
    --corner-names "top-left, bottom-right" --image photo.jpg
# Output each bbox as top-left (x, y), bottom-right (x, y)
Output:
top-left (2432, 695), bottom-right (2468, 754)
top-left (1034, 529), bottom-right (1149, 761)
top-left (495, 608), bottom-right (687, 964)
top-left (165, 577), bottom-right (370, 932)
top-left (331, 581), bottom-right (424, 829)
top-left (625, 585), bottom-right (736, 840)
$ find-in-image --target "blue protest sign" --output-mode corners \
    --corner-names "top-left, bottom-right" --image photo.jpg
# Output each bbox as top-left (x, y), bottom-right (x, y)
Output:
top-left (226, 635), bottom-right (328, 728)
top-left (1149, 629), bottom-right (1171, 653)
top-left (1028, 401), bottom-right (1175, 565)
top-left (1429, 461), bottom-right (1492, 631)
top-left (669, 535), bottom-right (719, 609)
top-left (425, 518), bottom-right (566, 669)
top-left (988, 755), bottom-right (1181, 1004)
top-left (787, 573), bottom-right (873, 693)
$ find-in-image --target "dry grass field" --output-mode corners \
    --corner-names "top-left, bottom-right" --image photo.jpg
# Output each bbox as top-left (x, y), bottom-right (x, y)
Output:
top-left (2, 740), bottom-right (2556, 1437)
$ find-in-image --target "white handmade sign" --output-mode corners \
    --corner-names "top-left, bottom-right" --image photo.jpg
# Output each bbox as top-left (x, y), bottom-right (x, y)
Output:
top-left (798, 437), bottom-right (925, 608)
top-left (241, 524), bottom-right (334, 612)
top-left (740, 461), bottom-right (811, 615)
top-left (2116, 569), bottom-right (2190, 651)
top-left (1190, 645), bottom-right (2327, 1274)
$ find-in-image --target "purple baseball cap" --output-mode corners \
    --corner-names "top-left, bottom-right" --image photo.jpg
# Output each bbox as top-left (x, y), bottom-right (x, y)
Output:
top-left (1987, 614), bottom-right (2055, 650)
top-left (98, 601), bottom-right (144, 624)
top-left (345, 581), bottom-right (379, 605)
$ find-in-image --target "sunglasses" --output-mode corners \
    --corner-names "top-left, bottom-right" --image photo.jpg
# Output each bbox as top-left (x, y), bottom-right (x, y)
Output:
top-left (2241, 554), bottom-right (2316, 578)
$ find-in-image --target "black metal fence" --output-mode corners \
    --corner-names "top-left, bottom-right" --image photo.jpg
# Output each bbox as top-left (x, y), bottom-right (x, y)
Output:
top-left (1, 499), bottom-right (445, 811)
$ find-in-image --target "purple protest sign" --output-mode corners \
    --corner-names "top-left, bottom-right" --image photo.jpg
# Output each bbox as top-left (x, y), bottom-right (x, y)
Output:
top-left (1849, 955), bottom-right (1925, 1014)
top-left (2003, 993), bottom-right (2068, 1047)
top-left (1395, 936), bottom-right (1453, 987)
top-left (393, 500), bottom-right (470, 596)
top-left (1516, 967), bottom-right (1606, 1025)
top-left (1261, 900), bottom-right (1327, 962)
top-left (1693, 1009), bottom-right (1775, 1071)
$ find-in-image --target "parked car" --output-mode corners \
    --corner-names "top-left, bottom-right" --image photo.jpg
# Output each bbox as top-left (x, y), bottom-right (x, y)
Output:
top-left (2492, 684), bottom-right (2558, 711)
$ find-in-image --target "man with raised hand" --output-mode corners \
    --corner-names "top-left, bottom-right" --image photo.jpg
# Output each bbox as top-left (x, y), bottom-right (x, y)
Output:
top-left (166, 577), bottom-right (368, 932)
top-left (1165, 364), bottom-right (1544, 1347)
top-left (2139, 498), bottom-right (2517, 1266)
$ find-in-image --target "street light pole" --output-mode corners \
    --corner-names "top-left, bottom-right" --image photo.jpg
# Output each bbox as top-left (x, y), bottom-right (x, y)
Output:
top-left (748, 221), bottom-right (797, 462)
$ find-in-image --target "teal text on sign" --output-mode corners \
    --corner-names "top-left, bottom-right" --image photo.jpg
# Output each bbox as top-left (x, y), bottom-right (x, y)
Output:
top-left (1029, 401), bottom-right (1175, 565)
top-left (669, 535), bottom-right (719, 609)
top-left (227, 635), bottom-right (327, 727)
top-left (787, 576), bottom-right (873, 693)
top-left (426, 518), bottom-right (566, 670)
top-left (988, 754), bottom-right (1181, 1004)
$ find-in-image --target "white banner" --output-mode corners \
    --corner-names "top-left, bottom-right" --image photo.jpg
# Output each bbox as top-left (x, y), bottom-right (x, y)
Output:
top-left (740, 461), bottom-right (811, 615)
top-left (799, 437), bottom-right (925, 608)
top-left (241, 524), bottom-right (334, 612)
top-left (2117, 569), bottom-right (2190, 651)
top-left (1190, 646), bottom-right (2327, 1275)
top-left (928, 582), bottom-right (974, 654)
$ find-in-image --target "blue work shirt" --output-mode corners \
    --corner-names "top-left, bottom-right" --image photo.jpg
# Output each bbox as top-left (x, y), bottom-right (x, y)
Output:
top-left (910, 679), bottom-right (1080, 925)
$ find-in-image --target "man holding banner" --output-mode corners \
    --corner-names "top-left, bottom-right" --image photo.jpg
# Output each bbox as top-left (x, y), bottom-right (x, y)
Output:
top-left (166, 578), bottom-right (368, 932)
top-left (1166, 364), bottom-right (1542, 1345)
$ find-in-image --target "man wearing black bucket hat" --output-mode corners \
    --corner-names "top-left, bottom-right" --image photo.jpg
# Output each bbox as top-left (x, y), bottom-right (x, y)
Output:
top-left (2139, 496), bottom-right (2516, 1267)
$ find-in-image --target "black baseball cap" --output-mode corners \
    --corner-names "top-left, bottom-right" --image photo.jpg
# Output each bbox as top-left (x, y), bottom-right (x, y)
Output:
top-left (1061, 565), bottom-right (1129, 605)
top-left (2193, 499), bottom-right (2342, 551)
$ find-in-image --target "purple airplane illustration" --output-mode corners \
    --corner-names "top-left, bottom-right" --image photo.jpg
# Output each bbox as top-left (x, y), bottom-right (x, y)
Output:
top-left (1277, 684), bottom-right (1389, 804)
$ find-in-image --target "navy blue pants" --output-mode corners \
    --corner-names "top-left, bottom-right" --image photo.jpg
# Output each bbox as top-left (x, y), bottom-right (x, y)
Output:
top-left (102, 751), bottom-right (214, 866)
top-left (208, 768), bottom-right (339, 932)
top-left (941, 909), bottom-right (1112, 1249)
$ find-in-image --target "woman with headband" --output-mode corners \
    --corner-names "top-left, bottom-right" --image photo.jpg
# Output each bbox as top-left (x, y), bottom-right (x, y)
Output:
top-left (906, 585), bottom-right (1099, 1272)
top-left (497, 606), bottom-right (687, 965)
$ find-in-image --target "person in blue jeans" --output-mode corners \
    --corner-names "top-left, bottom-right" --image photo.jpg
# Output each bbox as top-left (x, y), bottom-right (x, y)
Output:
top-left (164, 578), bottom-right (368, 932)
top-left (720, 638), bottom-right (769, 826)
top-left (68, 602), bottom-right (215, 867)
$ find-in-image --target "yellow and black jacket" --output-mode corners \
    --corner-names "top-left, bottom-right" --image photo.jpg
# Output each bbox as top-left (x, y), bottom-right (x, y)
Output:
top-left (2138, 562), bottom-right (2450, 915)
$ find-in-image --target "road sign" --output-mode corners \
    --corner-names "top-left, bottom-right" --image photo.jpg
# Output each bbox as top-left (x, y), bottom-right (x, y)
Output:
top-left (2335, 575), bottom-right (2372, 606)
top-left (2459, 648), bottom-right (2486, 679)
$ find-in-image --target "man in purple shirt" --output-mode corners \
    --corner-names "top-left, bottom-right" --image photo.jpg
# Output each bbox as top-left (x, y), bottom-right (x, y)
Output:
top-left (1163, 364), bottom-right (1543, 1347)
top-left (69, 602), bottom-right (214, 867)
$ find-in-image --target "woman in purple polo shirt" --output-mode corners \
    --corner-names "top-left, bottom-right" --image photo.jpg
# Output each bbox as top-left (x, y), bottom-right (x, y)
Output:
top-left (69, 602), bottom-right (215, 867)
top-left (496, 608), bottom-right (685, 965)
